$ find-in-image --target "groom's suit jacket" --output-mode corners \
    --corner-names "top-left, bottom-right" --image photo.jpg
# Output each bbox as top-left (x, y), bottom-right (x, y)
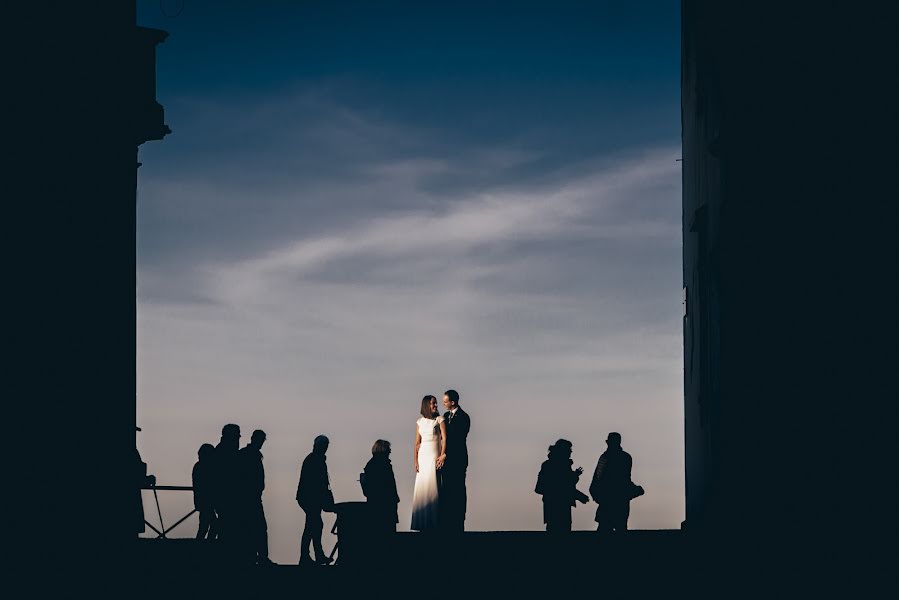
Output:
top-left (443, 408), bottom-right (471, 471)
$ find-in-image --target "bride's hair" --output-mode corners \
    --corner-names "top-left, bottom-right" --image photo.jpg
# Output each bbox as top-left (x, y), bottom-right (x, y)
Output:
top-left (420, 395), bottom-right (438, 419)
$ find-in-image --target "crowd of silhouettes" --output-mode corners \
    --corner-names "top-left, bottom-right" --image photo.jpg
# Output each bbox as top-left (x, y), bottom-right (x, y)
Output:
top-left (187, 424), bottom-right (274, 565)
top-left (136, 420), bottom-right (645, 566)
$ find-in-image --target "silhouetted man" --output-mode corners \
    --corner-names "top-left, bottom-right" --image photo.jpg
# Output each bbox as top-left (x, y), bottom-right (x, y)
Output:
top-left (589, 432), bottom-right (636, 533)
top-left (213, 424), bottom-right (241, 545)
top-left (239, 430), bottom-right (271, 565)
top-left (296, 435), bottom-right (335, 565)
top-left (440, 389), bottom-right (470, 532)
top-left (134, 427), bottom-right (156, 537)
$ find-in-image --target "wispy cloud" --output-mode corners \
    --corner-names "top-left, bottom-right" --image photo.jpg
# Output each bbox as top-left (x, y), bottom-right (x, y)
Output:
top-left (137, 89), bottom-right (683, 562)
top-left (207, 147), bottom-right (679, 304)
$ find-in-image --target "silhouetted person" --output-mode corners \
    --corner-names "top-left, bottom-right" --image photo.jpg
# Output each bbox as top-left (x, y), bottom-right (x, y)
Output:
top-left (362, 439), bottom-right (400, 533)
top-left (296, 435), bottom-right (335, 565)
top-left (440, 389), bottom-right (471, 532)
top-left (238, 429), bottom-right (272, 565)
top-left (589, 432), bottom-right (641, 533)
top-left (535, 439), bottom-right (589, 532)
top-left (134, 427), bottom-right (156, 537)
top-left (213, 423), bottom-right (241, 545)
top-left (192, 443), bottom-right (218, 540)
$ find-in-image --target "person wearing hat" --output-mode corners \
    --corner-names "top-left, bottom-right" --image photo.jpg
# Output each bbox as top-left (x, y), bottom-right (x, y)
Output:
top-left (589, 432), bottom-right (641, 533)
top-left (134, 427), bottom-right (156, 537)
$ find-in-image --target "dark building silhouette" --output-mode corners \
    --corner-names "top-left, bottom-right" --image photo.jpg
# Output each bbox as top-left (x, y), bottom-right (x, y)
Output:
top-left (681, 0), bottom-right (897, 568)
top-left (134, 26), bottom-right (171, 147)
top-left (10, 2), bottom-right (172, 576)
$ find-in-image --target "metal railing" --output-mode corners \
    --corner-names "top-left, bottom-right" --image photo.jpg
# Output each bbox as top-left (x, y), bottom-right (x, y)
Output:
top-left (141, 484), bottom-right (195, 539)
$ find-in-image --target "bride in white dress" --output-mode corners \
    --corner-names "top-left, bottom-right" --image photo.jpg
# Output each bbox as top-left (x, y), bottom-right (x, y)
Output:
top-left (411, 395), bottom-right (447, 531)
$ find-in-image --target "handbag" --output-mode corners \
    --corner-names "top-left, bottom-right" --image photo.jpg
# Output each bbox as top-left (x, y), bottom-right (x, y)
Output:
top-left (628, 482), bottom-right (645, 500)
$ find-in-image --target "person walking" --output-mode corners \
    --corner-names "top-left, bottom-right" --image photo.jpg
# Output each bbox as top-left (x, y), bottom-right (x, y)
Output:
top-left (296, 435), bottom-right (335, 565)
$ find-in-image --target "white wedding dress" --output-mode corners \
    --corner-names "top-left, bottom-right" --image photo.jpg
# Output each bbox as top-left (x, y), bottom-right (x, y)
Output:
top-left (411, 415), bottom-right (443, 531)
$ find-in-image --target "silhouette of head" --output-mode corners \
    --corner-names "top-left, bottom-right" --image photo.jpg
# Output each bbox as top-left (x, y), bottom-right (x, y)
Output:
top-left (313, 434), bottom-right (329, 454)
top-left (198, 443), bottom-right (215, 461)
top-left (443, 389), bottom-right (460, 411)
top-left (421, 395), bottom-right (438, 418)
top-left (607, 432), bottom-right (622, 448)
top-left (548, 439), bottom-right (573, 459)
top-left (250, 429), bottom-right (267, 449)
top-left (372, 439), bottom-right (391, 456)
top-left (220, 424), bottom-right (241, 449)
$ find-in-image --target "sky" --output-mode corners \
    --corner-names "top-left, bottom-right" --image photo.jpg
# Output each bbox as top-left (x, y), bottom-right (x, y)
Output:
top-left (135, 0), bottom-right (683, 563)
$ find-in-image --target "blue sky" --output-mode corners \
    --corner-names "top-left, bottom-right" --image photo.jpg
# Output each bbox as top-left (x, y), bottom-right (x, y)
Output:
top-left (136, 0), bottom-right (683, 563)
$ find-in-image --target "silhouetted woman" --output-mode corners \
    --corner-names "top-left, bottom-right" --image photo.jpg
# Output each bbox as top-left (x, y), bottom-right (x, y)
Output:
top-left (192, 443), bottom-right (218, 540)
top-left (535, 439), bottom-right (589, 532)
top-left (362, 439), bottom-right (400, 533)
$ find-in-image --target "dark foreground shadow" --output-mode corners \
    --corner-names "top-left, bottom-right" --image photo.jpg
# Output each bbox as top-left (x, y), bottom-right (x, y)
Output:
top-left (128, 530), bottom-right (888, 598)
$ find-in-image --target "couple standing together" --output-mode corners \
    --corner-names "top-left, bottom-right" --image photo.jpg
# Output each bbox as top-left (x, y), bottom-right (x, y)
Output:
top-left (411, 389), bottom-right (470, 532)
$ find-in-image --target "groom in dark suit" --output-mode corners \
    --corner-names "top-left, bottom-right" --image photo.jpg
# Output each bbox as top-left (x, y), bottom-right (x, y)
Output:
top-left (440, 389), bottom-right (470, 532)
